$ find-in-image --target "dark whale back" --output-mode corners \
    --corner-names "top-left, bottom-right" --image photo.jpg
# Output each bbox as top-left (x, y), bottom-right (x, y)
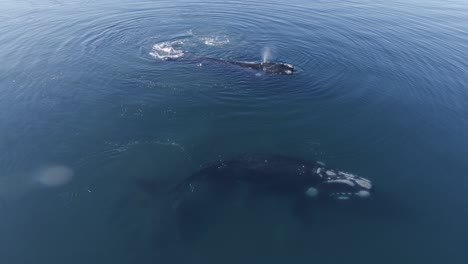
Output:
top-left (137, 153), bottom-right (373, 202)
top-left (134, 153), bottom-right (375, 241)
top-left (222, 60), bottom-right (294, 75)
top-left (170, 56), bottom-right (295, 75)
top-left (174, 153), bottom-right (321, 194)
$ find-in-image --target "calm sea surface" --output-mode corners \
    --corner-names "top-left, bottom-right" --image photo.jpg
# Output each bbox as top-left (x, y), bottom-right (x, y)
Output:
top-left (1, 0), bottom-right (468, 263)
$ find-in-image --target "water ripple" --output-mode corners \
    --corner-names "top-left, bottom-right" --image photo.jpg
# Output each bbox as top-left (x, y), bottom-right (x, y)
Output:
top-left (1, 0), bottom-right (468, 178)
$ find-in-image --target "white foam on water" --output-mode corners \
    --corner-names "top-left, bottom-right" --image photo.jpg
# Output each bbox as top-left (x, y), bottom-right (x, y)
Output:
top-left (199, 35), bottom-right (230, 46)
top-left (149, 40), bottom-right (186, 60)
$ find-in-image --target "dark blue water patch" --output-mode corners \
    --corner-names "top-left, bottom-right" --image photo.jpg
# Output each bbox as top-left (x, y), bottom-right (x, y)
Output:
top-left (1, 0), bottom-right (468, 263)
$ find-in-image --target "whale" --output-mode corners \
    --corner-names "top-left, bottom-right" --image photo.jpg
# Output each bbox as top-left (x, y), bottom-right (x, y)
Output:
top-left (172, 153), bottom-right (372, 202)
top-left (165, 56), bottom-right (295, 75)
top-left (200, 58), bottom-right (295, 75)
top-left (136, 153), bottom-right (373, 239)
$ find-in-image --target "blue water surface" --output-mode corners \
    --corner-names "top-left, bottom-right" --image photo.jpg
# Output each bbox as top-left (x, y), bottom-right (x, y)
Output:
top-left (1, 0), bottom-right (468, 263)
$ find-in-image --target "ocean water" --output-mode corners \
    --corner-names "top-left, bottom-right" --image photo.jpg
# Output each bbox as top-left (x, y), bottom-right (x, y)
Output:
top-left (1, 0), bottom-right (468, 263)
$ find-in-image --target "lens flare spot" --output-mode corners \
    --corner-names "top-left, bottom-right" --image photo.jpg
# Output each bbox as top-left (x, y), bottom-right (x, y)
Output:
top-left (35, 166), bottom-right (73, 187)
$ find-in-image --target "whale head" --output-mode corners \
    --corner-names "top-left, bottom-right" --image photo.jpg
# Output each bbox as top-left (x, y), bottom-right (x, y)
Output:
top-left (305, 169), bottom-right (373, 200)
top-left (260, 62), bottom-right (294, 75)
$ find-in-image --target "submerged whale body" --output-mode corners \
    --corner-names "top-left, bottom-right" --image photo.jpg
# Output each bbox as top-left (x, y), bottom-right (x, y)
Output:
top-left (137, 153), bottom-right (373, 239)
top-left (173, 153), bottom-right (372, 201)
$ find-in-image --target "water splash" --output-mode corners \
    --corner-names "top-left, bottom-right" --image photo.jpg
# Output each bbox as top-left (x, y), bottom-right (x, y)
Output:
top-left (200, 35), bottom-right (230, 46)
top-left (262, 47), bottom-right (272, 62)
top-left (149, 40), bottom-right (186, 60)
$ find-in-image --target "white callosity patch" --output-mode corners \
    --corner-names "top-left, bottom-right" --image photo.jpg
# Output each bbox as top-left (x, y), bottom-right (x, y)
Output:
top-left (284, 64), bottom-right (294, 75)
top-left (338, 171), bottom-right (355, 177)
top-left (297, 165), bottom-right (306, 175)
top-left (355, 178), bottom-right (372, 189)
top-left (338, 171), bottom-right (372, 190)
top-left (329, 192), bottom-right (352, 196)
top-left (316, 161), bottom-right (326, 167)
top-left (356, 190), bottom-right (370, 198)
top-left (324, 179), bottom-right (355, 187)
top-left (329, 192), bottom-right (353, 200)
top-left (217, 162), bottom-right (227, 170)
top-left (315, 167), bottom-right (373, 199)
top-left (336, 196), bottom-right (350, 200)
top-left (305, 187), bottom-right (319, 197)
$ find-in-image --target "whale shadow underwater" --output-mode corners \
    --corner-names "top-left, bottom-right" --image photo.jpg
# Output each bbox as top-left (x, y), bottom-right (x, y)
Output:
top-left (133, 153), bottom-right (411, 241)
top-left (165, 56), bottom-right (295, 75)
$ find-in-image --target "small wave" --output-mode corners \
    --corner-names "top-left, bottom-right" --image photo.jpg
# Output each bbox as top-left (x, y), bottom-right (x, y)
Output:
top-left (104, 139), bottom-right (187, 153)
top-left (149, 40), bottom-right (186, 60)
top-left (199, 35), bottom-right (230, 46)
top-left (74, 138), bottom-right (188, 169)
